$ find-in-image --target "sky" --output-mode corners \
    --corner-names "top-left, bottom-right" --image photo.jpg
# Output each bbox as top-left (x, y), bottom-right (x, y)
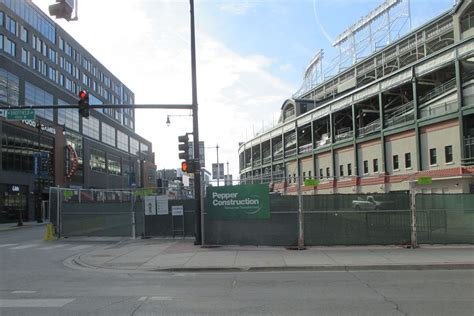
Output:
top-left (34, 0), bottom-right (455, 181)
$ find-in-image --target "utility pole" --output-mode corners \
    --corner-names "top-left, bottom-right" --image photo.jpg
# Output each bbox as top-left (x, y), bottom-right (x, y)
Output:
top-left (190, 0), bottom-right (202, 245)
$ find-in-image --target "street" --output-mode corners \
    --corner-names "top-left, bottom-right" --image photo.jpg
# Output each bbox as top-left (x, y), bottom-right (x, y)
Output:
top-left (0, 226), bottom-right (473, 315)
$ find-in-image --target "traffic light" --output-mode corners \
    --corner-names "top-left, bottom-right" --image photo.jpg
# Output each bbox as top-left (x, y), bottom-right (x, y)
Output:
top-left (178, 134), bottom-right (190, 161)
top-left (78, 90), bottom-right (89, 118)
top-left (49, 0), bottom-right (74, 21)
top-left (178, 134), bottom-right (195, 173)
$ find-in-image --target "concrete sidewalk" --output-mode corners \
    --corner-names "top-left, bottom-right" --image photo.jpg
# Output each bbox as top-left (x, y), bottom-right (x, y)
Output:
top-left (72, 239), bottom-right (474, 272)
top-left (0, 221), bottom-right (47, 232)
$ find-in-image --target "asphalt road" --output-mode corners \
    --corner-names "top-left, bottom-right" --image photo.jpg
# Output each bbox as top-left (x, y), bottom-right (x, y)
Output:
top-left (0, 226), bottom-right (473, 315)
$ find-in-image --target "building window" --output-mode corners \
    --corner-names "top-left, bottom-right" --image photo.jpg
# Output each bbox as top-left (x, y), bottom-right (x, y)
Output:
top-left (20, 26), bottom-right (28, 43)
top-left (48, 67), bottom-right (56, 82)
top-left (101, 122), bottom-right (116, 147)
top-left (444, 145), bottom-right (453, 163)
top-left (319, 168), bottom-right (323, 179)
top-left (21, 48), bottom-right (29, 65)
top-left (130, 137), bottom-right (139, 155)
top-left (308, 170), bottom-right (312, 179)
top-left (140, 142), bottom-right (149, 155)
top-left (339, 165), bottom-right (344, 177)
top-left (0, 68), bottom-right (20, 106)
top-left (326, 167), bottom-right (330, 178)
top-left (107, 157), bottom-right (121, 175)
top-left (363, 160), bottom-right (369, 174)
top-left (90, 149), bottom-right (106, 173)
top-left (393, 155), bottom-right (399, 170)
top-left (405, 153), bottom-right (411, 169)
top-left (6, 16), bottom-right (16, 35)
top-left (347, 163), bottom-right (352, 176)
top-left (25, 82), bottom-right (53, 121)
top-left (58, 36), bottom-right (64, 50)
top-left (373, 159), bottom-right (378, 173)
top-left (117, 130), bottom-right (129, 152)
top-left (429, 148), bottom-right (437, 165)
top-left (57, 99), bottom-right (79, 132)
top-left (3, 36), bottom-right (16, 57)
top-left (82, 116), bottom-right (100, 140)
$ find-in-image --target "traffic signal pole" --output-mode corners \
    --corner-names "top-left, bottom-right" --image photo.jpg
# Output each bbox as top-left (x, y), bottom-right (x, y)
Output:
top-left (190, 0), bottom-right (202, 245)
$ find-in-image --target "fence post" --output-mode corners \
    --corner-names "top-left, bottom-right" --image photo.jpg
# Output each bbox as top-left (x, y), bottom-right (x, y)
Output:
top-left (410, 182), bottom-right (418, 248)
top-left (297, 173), bottom-right (305, 250)
top-left (56, 186), bottom-right (61, 238)
top-left (131, 188), bottom-right (136, 239)
top-left (201, 170), bottom-right (205, 246)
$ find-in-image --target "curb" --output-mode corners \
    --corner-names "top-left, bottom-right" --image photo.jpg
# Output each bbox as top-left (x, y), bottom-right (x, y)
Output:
top-left (70, 254), bottom-right (474, 273)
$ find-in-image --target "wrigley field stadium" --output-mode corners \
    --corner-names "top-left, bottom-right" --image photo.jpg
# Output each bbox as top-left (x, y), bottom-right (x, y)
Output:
top-left (239, 0), bottom-right (474, 195)
top-left (0, 0), bottom-right (156, 223)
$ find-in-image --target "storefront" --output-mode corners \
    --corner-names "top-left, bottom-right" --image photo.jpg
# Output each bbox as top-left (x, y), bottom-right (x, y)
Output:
top-left (0, 184), bottom-right (29, 223)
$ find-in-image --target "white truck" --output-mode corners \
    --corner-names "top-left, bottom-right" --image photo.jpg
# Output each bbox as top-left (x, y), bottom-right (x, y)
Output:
top-left (351, 196), bottom-right (394, 210)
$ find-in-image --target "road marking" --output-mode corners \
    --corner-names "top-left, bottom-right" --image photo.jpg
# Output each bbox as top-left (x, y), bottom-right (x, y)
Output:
top-left (68, 245), bottom-right (93, 251)
top-left (138, 296), bottom-right (147, 301)
top-left (0, 298), bottom-right (75, 308)
top-left (0, 244), bottom-right (19, 248)
top-left (37, 244), bottom-right (67, 250)
top-left (12, 291), bottom-right (37, 294)
top-left (149, 296), bottom-right (173, 301)
top-left (9, 244), bottom-right (38, 250)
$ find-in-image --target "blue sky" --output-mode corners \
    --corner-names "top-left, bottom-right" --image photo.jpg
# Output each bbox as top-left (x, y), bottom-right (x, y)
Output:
top-left (35, 0), bottom-right (456, 179)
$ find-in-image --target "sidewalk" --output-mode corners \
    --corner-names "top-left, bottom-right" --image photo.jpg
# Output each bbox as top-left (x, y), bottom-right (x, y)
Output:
top-left (0, 221), bottom-right (48, 232)
top-left (72, 239), bottom-right (474, 272)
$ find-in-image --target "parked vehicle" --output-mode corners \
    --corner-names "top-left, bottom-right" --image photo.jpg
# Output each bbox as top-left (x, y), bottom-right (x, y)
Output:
top-left (351, 196), bottom-right (394, 210)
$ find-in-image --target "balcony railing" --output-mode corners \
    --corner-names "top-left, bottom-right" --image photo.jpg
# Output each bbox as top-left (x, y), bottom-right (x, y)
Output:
top-left (262, 156), bottom-right (272, 165)
top-left (335, 127), bottom-right (353, 141)
top-left (253, 160), bottom-right (261, 167)
top-left (419, 77), bottom-right (456, 104)
top-left (316, 135), bottom-right (331, 147)
top-left (358, 119), bottom-right (381, 137)
top-left (419, 100), bottom-right (458, 119)
top-left (285, 147), bottom-right (297, 158)
top-left (298, 143), bottom-right (313, 154)
top-left (384, 101), bottom-right (414, 127)
top-left (273, 152), bottom-right (283, 161)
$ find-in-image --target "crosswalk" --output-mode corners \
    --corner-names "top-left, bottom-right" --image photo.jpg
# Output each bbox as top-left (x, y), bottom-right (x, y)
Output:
top-left (0, 243), bottom-right (94, 252)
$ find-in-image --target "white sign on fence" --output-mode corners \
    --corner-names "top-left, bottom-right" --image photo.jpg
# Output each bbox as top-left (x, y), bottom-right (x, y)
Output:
top-left (171, 205), bottom-right (184, 216)
top-left (156, 195), bottom-right (169, 215)
top-left (144, 196), bottom-right (157, 215)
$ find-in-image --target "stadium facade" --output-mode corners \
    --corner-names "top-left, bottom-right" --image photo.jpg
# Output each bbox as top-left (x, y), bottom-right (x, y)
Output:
top-left (0, 0), bottom-right (156, 223)
top-left (239, 0), bottom-right (474, 194)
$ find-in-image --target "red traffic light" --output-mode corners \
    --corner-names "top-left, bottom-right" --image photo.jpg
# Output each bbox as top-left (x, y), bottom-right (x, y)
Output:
top-left (79, 90), bottom-right (88, 99)
top-left (181, 161), bottom-right (188, 173)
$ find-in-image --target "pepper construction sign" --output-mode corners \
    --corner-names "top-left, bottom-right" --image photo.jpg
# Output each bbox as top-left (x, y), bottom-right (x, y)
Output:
top-left (206, 184), bottom-right (270, 220)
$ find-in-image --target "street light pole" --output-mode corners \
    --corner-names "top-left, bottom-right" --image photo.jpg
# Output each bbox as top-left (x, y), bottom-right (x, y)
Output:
top-left (190, 0), bottom-right (202, 245)
top-left (36, 120), bottom-right (43, 223)
top-left (216, 144), bottom-right (220, 186)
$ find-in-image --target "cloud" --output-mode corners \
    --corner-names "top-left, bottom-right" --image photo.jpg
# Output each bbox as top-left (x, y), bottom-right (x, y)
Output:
top-left (33, 0), bottom-right (294, 179)
top-left (218, 1), bottom-right (258, 15)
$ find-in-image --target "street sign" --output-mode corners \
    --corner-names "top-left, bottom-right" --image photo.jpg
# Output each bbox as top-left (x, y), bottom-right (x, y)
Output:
top-left (172, 205), bottom-right (184, 216)
top-left (7, 109), bottom-right (35, 120)
top-left (304, 179), bottom-right (320, 187)
top-left (417, 176), bottom-right (433, 185)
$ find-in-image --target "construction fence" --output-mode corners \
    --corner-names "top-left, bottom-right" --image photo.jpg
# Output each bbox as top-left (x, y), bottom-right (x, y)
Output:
top-left (49, 185), bottom-right (474, 246)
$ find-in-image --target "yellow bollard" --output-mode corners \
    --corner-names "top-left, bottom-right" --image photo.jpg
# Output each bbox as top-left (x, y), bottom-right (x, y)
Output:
top-left (43, 223), bottom-right (55, 241)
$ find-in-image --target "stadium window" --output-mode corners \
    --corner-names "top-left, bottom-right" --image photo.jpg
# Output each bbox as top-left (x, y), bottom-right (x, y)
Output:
top-left (373, 159), bottom-right (378, 173)
top-left (363, 160), bottom-right (369, 174)
top-left (429, 148), bottom-right (437, 165)
top-left (339, 165), bottom-right (344, 177)
top-left (393, 155), bottom-right (399, 170)
top-left (444, 145), bottom-right (453, 164)
top-left (347, 163), bottom-right (352, 176)
top-left (405, 153), bottom-right (411, 169)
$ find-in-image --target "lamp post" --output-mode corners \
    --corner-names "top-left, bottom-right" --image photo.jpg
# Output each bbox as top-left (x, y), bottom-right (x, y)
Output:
top-left (190, 0), bottom-right (202, 245)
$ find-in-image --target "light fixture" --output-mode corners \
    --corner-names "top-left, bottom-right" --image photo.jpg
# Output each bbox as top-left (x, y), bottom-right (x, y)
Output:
top-left (166, 115), bottom-right (171, 127)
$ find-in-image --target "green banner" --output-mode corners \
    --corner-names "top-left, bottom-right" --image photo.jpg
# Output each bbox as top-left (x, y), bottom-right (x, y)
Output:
top-left (304, 179), bottom-right (320, 187)
top-left (417, 176), bottom-right (433, 185)
top-left (134, 188), bottom-right (154, 196)
top-left (206, 184), bottom-right (270, 220)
